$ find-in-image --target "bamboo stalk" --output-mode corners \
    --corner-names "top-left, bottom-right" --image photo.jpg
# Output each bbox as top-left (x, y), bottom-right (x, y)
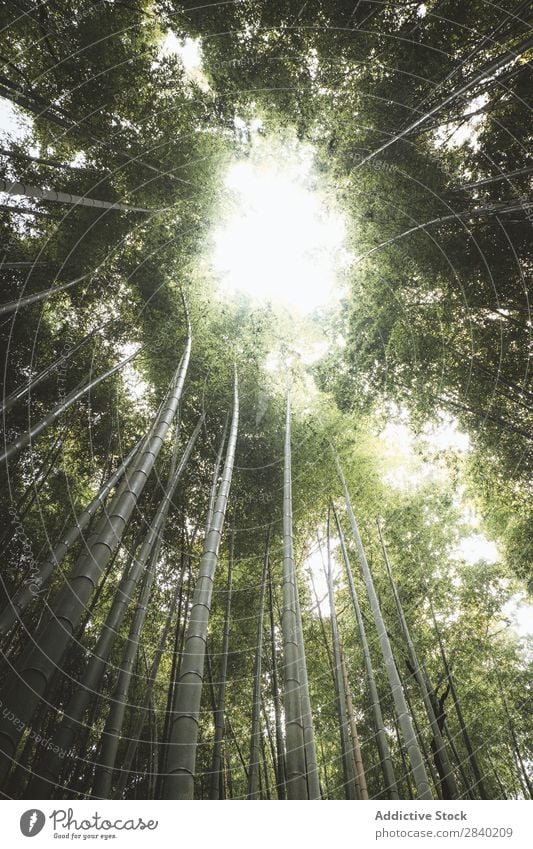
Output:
top-left (333, 453), bottom-right (432, 799)
top-left (163, 371), bottom-right (239, 799)
top-left (0, 321), bottom-right (191, 785)
top-left (339, 642), bottom-right (369, 799)
top-left (209, 531), bottom-right (234, 800)
top-left (247, 529), bottom-right (270, 798)
top-left (332, 503), bottom-right (399, 798)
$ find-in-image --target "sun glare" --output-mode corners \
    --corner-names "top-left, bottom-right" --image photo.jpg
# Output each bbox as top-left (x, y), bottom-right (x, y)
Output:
top-left (212, 143), bottom-right (349, 313)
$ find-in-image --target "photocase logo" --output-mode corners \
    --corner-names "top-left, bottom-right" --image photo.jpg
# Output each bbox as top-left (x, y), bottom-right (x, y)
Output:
top-left (20, 810), bottom-right (46, 837)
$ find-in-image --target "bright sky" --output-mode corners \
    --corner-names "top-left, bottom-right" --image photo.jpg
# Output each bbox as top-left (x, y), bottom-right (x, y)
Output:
top-left (212, 142), bottom-right (350, 313)
top-left (0, 97), bottom-right (31, 141)
top-left (304, 535), bottom-right (342, 617)
top-left (434, 93), bottom-right (489, 151)
top-left (378, 410), bottom-right (505, 566)
top-left (159, 31), bottom-right (209, 90)
top-left (503, 593), bottom-right (533, 642)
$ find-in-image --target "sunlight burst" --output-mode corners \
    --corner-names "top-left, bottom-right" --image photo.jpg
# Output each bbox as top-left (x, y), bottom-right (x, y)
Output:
top-left (212, 144), bottom-right (349, 312)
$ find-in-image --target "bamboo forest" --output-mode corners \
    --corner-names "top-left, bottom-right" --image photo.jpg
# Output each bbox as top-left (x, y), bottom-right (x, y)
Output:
top-left (0, 1), bottom-right (531, 805)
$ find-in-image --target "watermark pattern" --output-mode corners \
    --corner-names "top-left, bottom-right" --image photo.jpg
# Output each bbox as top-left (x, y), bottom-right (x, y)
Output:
top-left (0, 698), bottom-right (67, 759)
top-left (7, 506), bottom-right (43, 598)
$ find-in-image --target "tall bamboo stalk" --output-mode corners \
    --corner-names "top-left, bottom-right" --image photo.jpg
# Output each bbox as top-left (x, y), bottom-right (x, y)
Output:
top-left (319, 738), bottom-right (331, 799)
top-left (339, 642), bottom-right (369, 799)
top-left (158, 547), bottom-right (185, 787)
top-left (325, 513), bottom-right (358, 800)
top-left (28, 416), bottom-right (198, 796)
top-left (402, 676), bottom-right (442, 799)
top-left (0, 437), bottom-right (143, 635)
top-left (0, 347), bottom-right (141, 463)
top-left (224, 746), bottom-right (233, 799)
top-left (0, 273), bottom-right (89, 317)
top-left (261, 698), bottom-right (280, 796)
top-left (392, 716), bottom-right (414, 799)
top-left (281, 389), bottom-right (316, 799)
top-left (267, 556), bottom-right (286, 800)
top-left (147, 695), bottom-right (158, 800)
top-left (204, 415), bottom-right (229, 540)
top-left (332, 504), bottom-right (399, 798)
top-left (163, 371), bottom-right (239, 800)
top-left (495, 671), bottom-right (532, 798)
top-left (1, 323), bottom-right (103, 414)
top-left (294, 583), bottom-right (321, 799)
top-left (308, 562), bottom-right (335, 679)
top-left (429, 598), bottom-right (488, 799)
top-left (209, 531), bottom-right (234, 800)
top-left (261, 733), bottom-right (271, 799)
top-left (0, 324), bottom-right (191, 785)
top-left (226, 714), bottom-right (249, 783)
top-left (0, 178), bottom-right (155, 213)
top-left (159, 545), bottom-right (194, 790)
top-left (93, 416), bottom-right (204, 797)
top-left (247, 529), bottom-right (270, 798)
top-left (442, 718), bottom-right (476, 800)
top-left (377, 519), bottom-right (459, 799)
top-left (114, 567), bottom-right (184, 799)
top-left (333, 453), bottom-right (432, 799)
